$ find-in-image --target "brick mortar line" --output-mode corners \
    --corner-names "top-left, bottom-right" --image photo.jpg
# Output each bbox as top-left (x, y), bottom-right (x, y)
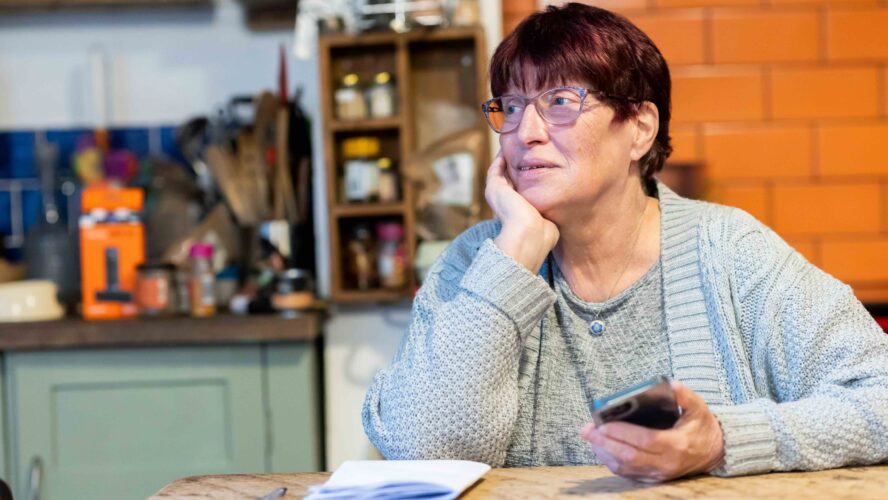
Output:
top-left (882, 181), bottom-right (888, 234)
top-left (762, 64), bottom-right (773, 122)
top-left (818, 5), bottom-right (828, 63)
top-left (765, 179), bottom-right (775, 227)
top-left (702, 7), bottom-right (713, 66)
top-left (811, 122), bottom-right (820, 179)
top-left (878, 63), bottom-right (887, 119)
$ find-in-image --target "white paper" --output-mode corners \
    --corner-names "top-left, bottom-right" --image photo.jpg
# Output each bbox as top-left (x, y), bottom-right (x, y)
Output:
top-left (306, 460), bottom-right (490, 500)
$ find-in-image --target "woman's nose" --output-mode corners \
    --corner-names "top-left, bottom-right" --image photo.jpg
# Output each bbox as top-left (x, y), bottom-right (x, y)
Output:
top-left (515, 103), bottom-right (549, 145)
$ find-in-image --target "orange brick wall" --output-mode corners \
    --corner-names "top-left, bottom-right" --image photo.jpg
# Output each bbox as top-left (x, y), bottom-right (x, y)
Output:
top-left (502, 1), bottom-right (888, 303)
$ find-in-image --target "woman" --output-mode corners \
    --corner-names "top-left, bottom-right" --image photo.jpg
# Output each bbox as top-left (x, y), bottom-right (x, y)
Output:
top-left (362, 3), bottom-right (888, 482)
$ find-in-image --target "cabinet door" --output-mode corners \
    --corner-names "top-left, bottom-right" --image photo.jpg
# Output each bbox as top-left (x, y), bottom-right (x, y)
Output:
top-left (5, 346), bottom-right (267, 500)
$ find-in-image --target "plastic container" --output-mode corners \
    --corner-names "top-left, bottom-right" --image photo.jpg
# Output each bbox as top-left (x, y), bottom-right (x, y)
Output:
top-left (376, 222), bottom-right (406, 289)
top-left (188, 243), bottom-right (216, 317)
top-left (342, 137), bottom-right (381, 202)
top-left (135, 262), bottom-right (175, 316)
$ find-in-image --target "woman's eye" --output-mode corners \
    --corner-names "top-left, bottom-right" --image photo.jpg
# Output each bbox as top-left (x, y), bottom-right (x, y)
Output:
top-left (506, 105), bottom-right (522, 115)
top-left (553, 97), bottom-right (568, 105)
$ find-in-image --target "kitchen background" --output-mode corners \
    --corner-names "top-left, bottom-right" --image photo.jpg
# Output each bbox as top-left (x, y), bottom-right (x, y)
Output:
top-left (0, 0), bottom-right (886, 499)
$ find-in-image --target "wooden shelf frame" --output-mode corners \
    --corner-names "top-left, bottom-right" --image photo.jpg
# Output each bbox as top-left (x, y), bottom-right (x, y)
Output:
top-left (319, 26), bottom-right (489, 302)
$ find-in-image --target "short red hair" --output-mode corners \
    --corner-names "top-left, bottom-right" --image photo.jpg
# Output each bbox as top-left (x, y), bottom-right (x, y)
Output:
top-left (490, 2), bottom-right (673, 193)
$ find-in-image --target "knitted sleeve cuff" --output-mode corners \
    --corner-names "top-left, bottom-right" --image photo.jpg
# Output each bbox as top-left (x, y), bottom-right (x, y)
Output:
top-left (710, 403), bottom-right (778, 477)
top-left (459, 239), bottom-right (556, 334)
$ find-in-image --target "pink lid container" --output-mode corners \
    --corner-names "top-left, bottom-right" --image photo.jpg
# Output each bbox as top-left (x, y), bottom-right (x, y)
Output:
top-left (189, 243), bottom-right (214, 259)
top-left (376, 222), bottom-right (404, 241)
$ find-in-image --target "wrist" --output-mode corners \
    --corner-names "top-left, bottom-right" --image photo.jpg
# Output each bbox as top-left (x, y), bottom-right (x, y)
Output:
top-left (494, 224), bottom-right (551, 272)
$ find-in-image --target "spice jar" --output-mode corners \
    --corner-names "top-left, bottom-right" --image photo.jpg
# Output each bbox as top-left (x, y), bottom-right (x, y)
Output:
top-left (334, 73), bottom-right (367, 120)
top-left (189, 243), bottom-right (216, 317)
top-left (366, 71), bottom-right (397, 118)
top-left (342, 137), bottom-right (381, 203)
top-left (377, 157), bottom-right (399, 202)
top-left (377, 222), bottom-right (406, 289)
top-left (346, 225), bottom-right (377, 290)
top-left (135, 262), bottom-right (175, 316)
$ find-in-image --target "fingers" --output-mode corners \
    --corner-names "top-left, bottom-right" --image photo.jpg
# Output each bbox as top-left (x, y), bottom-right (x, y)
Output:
top-left (672, 381), bottom-right (704, 418)
top-left (582, 426), bottom-right (658, 463)
top-left (582, 427), bottom-right (662, 480)
top-left (597, 422), bottom-right (660, 450)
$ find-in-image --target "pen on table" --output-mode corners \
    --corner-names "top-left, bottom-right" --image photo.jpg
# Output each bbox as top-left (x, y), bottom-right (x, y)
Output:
top-left (258, 486), bottom-right (287, 499)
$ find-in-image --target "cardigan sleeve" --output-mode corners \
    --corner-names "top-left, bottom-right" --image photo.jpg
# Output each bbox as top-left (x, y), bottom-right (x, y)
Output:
top-left (362, 222), bottom-right (556, 466)
top-left (713, 211), bottom-right (888, 476)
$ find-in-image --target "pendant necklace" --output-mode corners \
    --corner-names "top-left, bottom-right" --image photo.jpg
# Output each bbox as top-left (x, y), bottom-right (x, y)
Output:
top-left (589, 200), bottom-right (648, 336)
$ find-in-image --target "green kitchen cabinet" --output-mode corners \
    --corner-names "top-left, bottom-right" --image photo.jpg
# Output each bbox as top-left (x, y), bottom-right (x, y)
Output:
top-left (1, 343), bottom-right (322, 500)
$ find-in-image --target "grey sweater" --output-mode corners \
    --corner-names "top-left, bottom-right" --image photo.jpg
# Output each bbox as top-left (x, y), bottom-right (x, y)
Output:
top-left (362, 184), bottom-right (888, 476)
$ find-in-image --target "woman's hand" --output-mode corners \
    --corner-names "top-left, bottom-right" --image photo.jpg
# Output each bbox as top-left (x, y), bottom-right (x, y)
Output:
top-left (486, 153), bottom-right (559, 272)
top-left (580, 382), bottom-right (726, 483)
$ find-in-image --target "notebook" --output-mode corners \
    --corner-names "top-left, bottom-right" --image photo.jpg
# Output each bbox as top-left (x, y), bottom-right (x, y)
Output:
top-left (305, 459), bottom-right (491, 500)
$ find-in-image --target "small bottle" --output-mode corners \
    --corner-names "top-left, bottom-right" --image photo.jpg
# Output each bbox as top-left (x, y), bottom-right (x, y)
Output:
top-left (377, 157), bottom-right (399, 202)
top-left (189, 243), bottom-right (216, 317)
top-left (376, 222), bottom-right (406, 289)
top-left (346, 225), bottom-right (377, 290)
top-left (366, 71), bottom-right (397, 118)
top-left (334, 73), bottom-right (367, 120)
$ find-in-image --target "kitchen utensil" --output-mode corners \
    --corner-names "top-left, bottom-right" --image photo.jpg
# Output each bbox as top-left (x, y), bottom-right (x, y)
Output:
top-left (273, 46), bottom-right (298, 221)
top-left (23, 134), bottom-right (80, 308)
top-left (0, 280), bottom-right (65, 323)
top-left (205, 145), bottom-right (258, 225)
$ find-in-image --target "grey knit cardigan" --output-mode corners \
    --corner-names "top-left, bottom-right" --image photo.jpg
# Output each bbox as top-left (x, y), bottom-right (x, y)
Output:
top-left (363, 184), bottom-right (888, 476)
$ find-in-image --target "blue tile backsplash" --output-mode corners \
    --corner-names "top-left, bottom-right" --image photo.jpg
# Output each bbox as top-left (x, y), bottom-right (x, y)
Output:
top-left (0, 126), bottom-right (186, 261)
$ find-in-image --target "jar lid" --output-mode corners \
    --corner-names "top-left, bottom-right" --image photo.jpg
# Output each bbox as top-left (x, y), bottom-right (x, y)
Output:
top-left (189, 243), bottom-right (214, 258)
top-left (374, 72), bottom-right (392, 84)
top-left (376, 222), bottom-right (404, 241)
top-left (343, 73), bottom-right (359, 86)
top-left (341, 136), bottom-right (381, 159)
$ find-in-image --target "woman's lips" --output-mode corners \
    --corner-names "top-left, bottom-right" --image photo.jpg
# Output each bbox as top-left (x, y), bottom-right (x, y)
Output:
top-left (516, 161), bottom-right (559, 171)
top-left (514, 162), bottom-right (558, 181)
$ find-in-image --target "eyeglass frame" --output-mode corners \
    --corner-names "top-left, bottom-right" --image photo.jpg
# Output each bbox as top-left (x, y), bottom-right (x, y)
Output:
top-left (480, 85), bottom-right (640, 134)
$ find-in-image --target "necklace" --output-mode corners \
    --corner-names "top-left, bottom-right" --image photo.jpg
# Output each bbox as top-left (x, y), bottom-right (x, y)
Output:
top-left (588, 199), bottom-right (648, 336)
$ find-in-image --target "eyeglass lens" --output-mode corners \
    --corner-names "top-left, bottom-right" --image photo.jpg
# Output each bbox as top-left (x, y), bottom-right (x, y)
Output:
top-left (485, 87), bottom-right (585, 133)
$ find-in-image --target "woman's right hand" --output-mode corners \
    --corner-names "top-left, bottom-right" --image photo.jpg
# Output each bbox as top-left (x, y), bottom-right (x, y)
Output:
top-left (486, 153), bottom-right (560, 272)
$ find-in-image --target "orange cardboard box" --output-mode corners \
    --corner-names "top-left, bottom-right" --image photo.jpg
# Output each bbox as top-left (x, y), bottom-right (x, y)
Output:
top-left (79, 187), bottom-right (145, 320)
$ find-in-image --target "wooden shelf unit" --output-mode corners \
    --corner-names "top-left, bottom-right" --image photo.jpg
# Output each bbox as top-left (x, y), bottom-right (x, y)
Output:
top-left (319, 26), bottom-right (489, 302)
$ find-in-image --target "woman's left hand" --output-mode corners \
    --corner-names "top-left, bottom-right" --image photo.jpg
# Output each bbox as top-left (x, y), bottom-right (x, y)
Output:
top-left (580, 381), bottom-right (725, 483)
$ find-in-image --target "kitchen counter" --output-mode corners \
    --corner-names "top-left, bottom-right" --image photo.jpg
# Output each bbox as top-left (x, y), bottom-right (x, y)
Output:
top-left (0, 312), bottom-right (322, 351)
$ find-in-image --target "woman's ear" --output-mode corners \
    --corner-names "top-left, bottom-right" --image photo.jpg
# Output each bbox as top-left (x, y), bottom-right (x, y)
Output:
top-left (629, 102), bottom-right (659, 162)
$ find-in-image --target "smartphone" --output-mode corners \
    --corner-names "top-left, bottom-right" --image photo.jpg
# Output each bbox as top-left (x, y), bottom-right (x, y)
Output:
top-left (591, 375), bottom-right (680, 430)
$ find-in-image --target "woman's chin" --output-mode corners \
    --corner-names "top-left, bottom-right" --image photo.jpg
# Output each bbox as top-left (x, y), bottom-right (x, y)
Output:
top-left (518, 189), bottom-right (558, 217)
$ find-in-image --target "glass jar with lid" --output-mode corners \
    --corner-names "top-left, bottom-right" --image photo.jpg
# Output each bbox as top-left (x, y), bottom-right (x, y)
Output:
top-left (366, 71), bottom-right (397, 119)
top-left (335, 73), bottom-right (367, 120)
top-left (342, 136), bottom-right (381, 203)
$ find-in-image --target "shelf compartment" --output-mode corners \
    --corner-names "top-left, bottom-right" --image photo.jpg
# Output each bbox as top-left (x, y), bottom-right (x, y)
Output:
top-left (329, 117), bottom-right (402, 132)
top-left (332, 288), bottom-right (412, 303)
top-left (332, 203), bottom-right (406, 217)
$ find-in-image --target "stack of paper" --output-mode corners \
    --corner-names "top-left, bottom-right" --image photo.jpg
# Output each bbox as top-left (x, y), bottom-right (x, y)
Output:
top-left (305, 460), bottom-right (491, 499)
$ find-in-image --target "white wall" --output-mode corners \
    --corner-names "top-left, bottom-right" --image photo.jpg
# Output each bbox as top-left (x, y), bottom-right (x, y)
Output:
top-left (0, 0), bottom-right (502, 471)
top-left (0, 0), bottom-right (310, 129)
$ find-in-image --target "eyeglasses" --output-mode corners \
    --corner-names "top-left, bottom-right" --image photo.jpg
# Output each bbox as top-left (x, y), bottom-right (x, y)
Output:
top-left (480, 85), bottom-right (638, 134)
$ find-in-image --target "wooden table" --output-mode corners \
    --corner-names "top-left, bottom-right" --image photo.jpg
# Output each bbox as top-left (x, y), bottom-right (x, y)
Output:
top-left (152, 464), bottom-right (888, 499)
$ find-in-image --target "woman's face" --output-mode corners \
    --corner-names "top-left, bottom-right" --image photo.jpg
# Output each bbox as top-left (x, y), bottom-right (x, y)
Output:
top-left (498, 82), bottom-right (640, 221)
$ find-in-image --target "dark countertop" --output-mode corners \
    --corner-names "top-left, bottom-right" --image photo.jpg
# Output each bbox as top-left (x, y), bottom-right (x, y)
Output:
top-left (0, 313), bottom-right (322, 351)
